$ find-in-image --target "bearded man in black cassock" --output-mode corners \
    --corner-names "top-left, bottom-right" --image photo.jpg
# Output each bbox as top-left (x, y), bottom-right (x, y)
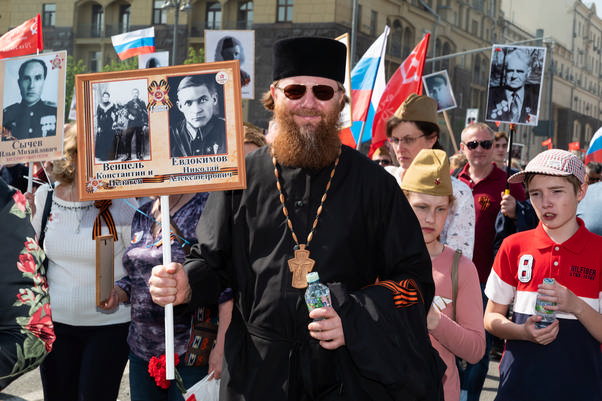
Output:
top-left (149, 37), bottom-right (445, 401)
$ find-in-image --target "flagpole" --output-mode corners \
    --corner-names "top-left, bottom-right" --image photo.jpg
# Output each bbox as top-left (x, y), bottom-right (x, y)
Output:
top-left (505, 124), bottom-right (515, 194)
top-left (442, 110), bottom-right (458, 153)
top-left (356, 121), bottom-right (366, 150)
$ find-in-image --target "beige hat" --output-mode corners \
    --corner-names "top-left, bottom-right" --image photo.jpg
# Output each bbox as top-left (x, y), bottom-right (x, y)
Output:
top-left (393, 93), bottom-right (438, 125)
top-left (401, 149), bottom-right (453, 197)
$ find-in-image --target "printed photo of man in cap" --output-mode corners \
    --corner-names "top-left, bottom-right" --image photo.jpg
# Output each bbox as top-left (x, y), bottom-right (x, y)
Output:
top-left (2, 58), bottom-right (57, 141)
top-left (168, 74), bottom-right (227, 158)
top-left (150, 36), bottom-right (444, 401)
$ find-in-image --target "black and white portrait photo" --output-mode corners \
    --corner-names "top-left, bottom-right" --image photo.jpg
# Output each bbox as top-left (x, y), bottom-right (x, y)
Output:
top-left (139, 51), bottom-right (169, 69)
top-left (167, 73), bottom-right (227, 158)
top-left (486, 45), bottom-right (546, 126)
top-left (92, 79), bottom-right (149, 162)
top-left (205, 30), bottom-right (255, 99)
top-left (423, 70), bottom-right (457, 112)
top-left (2, 55), bottom-right (59, 141)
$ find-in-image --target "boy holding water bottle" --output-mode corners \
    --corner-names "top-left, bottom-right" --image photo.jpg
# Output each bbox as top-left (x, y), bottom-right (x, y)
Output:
top-left (484, 149), bottom-right (602, 400)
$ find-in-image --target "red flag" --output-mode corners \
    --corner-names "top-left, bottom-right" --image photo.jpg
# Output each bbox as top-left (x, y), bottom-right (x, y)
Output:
top-left (0, 14), bottom-right (43, 59)
top-left (541, 138), bottom-right (553, 150)
top-left (568, 141), bottom-right (580, 151)
top-left (369, 34), bottom-right (430, 156)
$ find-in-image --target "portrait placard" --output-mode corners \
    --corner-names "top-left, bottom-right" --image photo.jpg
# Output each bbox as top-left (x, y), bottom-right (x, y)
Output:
top-left (423, 70), bottom-right (457, 112)
top-left (139, 51), bottom-right (170, 69)
top-left (465, 108), bottom-right (479, 127)
top-left (205, 30), bottom-right (255, 99)
top-left (485, 45), bottom-right (546, 126)
top-left (0, 51), bottom-right (67, 164)
top-left (75, 61), bottom-right (245, 200)
top-left (95, 235), bottom-right (114, 306)
top-left (336, 33), bottom-right (352, 129)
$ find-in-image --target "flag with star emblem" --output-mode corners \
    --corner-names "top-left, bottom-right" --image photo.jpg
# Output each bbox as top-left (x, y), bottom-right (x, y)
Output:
top-left (369, 34), bottom-right (430, 156)
top-left (0, 14), bottom-right (43, 59)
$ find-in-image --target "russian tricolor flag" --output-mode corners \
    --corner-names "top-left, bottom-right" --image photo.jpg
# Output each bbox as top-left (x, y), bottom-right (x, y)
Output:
top-left (586, 127), bottom-right (602, 164)
top-left (348, 26), bottom-right (389, 146)
top-left (111, 27), bottom-right (155, 60)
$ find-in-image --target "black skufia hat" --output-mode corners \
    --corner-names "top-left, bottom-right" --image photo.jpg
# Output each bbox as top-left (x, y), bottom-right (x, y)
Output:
top-left (272, 37), bottom-right (346, 83)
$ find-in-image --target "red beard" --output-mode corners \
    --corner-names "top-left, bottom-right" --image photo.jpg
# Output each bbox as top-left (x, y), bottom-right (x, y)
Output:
top-left (271, 103), bottom-right (341, 170)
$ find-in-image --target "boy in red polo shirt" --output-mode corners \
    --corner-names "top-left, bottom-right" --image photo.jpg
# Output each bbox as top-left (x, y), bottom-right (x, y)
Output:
top-left (484, 149), bottom-right (602, 401)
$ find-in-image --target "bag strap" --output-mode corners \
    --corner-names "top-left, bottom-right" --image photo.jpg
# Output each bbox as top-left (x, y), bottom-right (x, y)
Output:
top-left (169, 216), bottom-right (191, 256)
top-left (38, 188), bottom-right (54, 248)
top-left (451, 249), bottom-right (462, 322)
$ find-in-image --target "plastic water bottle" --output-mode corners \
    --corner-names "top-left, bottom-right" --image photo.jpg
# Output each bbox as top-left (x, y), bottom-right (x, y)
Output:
top-left (304, 272), bottom-right (332, 320)
top-left (535, 278), bottom-right (557, 329)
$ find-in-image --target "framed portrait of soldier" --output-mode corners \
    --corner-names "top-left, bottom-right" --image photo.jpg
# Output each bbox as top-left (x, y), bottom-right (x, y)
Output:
top-left (486, 45), bottom-right (546, 126)
top-left (0, 51), bottom-right (66, 164)
top-left (75, 61), bottom-right (245, 201)
top-left (423, 70), bottom-right (457, 112)
top-left (205, 30), bottom-right (254, 99)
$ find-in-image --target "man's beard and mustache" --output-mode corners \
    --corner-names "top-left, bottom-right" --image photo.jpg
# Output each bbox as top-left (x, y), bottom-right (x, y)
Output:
top-left (271, 103), bottom-right (342, 170)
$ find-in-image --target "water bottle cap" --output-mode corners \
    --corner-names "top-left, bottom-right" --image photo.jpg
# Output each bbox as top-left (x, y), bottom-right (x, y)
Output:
top-left (306, 272), bottom-right (319, 283)
top-left (543, 278), bottom-right (554, 285)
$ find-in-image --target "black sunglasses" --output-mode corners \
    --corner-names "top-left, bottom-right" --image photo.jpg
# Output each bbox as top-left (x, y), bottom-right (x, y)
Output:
top-left (374, 159), bottom-right (392, 166)
top-left (275, 84), bottom-right (339, 101)
top-left (464, 140), bottom-right (494, 150)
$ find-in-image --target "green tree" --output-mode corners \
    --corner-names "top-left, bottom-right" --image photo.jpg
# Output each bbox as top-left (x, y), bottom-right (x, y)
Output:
top-left (183, 47), bottom-right (205, 64)
top-left (65, 55), bottom-right (87, 121)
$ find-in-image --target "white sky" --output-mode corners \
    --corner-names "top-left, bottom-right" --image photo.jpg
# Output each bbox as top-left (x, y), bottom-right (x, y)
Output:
top-left (586, 0), bottom-right (602, 17)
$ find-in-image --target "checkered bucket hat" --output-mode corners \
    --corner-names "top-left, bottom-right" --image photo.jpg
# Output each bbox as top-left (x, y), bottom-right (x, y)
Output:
top-left (508, 149), bottom-right (586, 184)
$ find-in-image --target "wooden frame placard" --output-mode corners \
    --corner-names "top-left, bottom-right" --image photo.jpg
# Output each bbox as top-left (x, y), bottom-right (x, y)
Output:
top-left (96, 234), bottom-right (114, 306)
top-left (75, 61), bottom-right (246, 200)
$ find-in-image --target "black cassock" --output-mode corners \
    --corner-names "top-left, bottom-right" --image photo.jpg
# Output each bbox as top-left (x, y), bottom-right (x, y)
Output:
top-left (185, 145), bottom-right (445, 401)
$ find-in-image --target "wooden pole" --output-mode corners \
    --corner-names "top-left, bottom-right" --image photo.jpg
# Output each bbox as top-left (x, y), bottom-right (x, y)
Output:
top-left (442, 110), bottom-right (458, 153)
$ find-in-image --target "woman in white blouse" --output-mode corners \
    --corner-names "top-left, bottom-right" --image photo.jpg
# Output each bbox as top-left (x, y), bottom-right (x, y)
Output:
top-left (31, 127), bottom-right (137, 401)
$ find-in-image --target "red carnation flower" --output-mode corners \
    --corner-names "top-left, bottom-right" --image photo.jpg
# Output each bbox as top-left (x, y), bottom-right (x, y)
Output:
top-left (148, 353), bottom-right (186, 393)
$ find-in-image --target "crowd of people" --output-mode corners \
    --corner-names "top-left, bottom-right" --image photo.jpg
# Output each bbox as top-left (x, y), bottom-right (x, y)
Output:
top-left (1, 35), bottom-right (601, 401)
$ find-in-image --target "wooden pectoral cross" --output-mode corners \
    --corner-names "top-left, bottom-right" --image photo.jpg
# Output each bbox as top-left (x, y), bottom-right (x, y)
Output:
top-left (288, 244), bottom-right (315, 289)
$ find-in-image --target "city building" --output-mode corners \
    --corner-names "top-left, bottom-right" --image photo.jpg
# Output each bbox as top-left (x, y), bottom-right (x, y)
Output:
top-left (2, 0), bottom-right (599, 158)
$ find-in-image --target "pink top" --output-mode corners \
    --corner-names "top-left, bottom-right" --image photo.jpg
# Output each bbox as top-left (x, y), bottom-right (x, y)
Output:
top-left (429, 246), bottom-right (486, 401)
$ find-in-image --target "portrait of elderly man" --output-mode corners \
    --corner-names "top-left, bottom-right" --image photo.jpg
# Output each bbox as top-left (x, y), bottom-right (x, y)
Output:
top-left (215, 36), bottom-right (251, 87)
top-left (2, 58), bottom-right (57, 141)
top-left (169, 74), bottom-right (227, 158)
top-left (486, 47), bottom-right (543, 125)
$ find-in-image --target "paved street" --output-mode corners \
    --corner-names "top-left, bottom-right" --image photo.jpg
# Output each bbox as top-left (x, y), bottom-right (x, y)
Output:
top-left (0, 360), bottom-right (500, 400)
top-left (0, 364), bottom-right (130, 401)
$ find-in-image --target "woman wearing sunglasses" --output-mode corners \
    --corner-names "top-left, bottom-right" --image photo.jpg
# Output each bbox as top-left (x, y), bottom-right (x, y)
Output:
top-left (385, 93), bottom-right (475, 259)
